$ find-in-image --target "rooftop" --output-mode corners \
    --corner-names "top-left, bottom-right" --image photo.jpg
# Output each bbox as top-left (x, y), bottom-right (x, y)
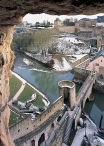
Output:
top-left (90, 48), bottom-right (104, 62)
top-left (54, 18), bottom-right (61, 22)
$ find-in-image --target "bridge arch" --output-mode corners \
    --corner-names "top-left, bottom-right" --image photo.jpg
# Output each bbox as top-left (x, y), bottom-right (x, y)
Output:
top-left (58, 80), bottom-right (76, 110)
top-left (38, 133), bottom-right (45, 146)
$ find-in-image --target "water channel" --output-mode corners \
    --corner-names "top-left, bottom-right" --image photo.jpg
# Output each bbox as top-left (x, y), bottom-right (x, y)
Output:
top-left (12, 51), bottom-right (104, 127)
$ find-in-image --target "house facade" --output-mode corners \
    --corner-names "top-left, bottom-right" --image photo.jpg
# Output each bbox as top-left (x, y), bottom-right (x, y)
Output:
top-left (87, 48), bottom-right (104, 74)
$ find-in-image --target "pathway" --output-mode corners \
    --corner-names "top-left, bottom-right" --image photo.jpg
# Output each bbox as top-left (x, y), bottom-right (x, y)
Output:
top-left (8, 71), bottom-right (50, 106)
top-left (8, 72), bottom-right (27, 105)
top-left (71, 119), bottom-right (96, 146)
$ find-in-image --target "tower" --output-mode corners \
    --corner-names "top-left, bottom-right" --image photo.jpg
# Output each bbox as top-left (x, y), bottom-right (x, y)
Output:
top-left (54, 18), bottom-right (62, 30)
top-left (58, 80), bottom-right (76, 110)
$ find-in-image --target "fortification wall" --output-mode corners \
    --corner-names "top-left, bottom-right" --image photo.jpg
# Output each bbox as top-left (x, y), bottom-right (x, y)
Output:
top-left (9, 96), bottom-right (63, 141)
top-left (79, 27), bottom-right (93, 32)
top-left (69, 54), bottom-right (89, 68)
top-left (74, 67), bottom-right (91, 81)
top-left (73, 58), bottom-right (93, 81)
top-left (58, 26), bottom-right (75, 33)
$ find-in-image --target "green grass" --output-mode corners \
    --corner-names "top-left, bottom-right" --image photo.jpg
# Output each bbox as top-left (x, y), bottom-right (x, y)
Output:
top-left (18, 84), bottom-right (44, 107)
top-left (32, 95), bottom-right (44, 107)
top-left (18, 84), bottom-right (35, 102)
top-left (9, 75), bottom-right (22, 100)
top-left (9, 111), bottom-right (22, 126)
top-left (9, 76), bottom-right (45, 126)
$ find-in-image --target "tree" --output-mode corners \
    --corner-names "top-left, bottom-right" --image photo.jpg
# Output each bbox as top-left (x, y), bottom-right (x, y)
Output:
top-left (11, 28), bottom-right (58, 56)
top-left (34, 29), bottom-right (58, 56)
top-left (11, 33), bottom-right (35, 51)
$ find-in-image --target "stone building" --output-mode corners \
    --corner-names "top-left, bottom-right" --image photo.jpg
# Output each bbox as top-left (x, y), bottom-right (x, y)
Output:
top-left (54, 18), bottom-right (63, 29)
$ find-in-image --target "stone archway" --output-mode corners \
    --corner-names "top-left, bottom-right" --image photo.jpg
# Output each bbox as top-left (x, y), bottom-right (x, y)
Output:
top-left (0, 1), bottom-right (104, 146)
top-left (38, 133), bottom-right (45, 146)
top-left (31, 139), bottom-right (35, 146)
top-left (57, 115), bottom-right (62, 122)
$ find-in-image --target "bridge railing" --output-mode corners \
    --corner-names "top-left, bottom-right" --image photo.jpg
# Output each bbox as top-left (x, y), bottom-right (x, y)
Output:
top-left (76, 71), bottom-right (95, 100)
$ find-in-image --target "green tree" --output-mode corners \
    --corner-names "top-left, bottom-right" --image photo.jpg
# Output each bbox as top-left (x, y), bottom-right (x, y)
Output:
top-left (34, 29), bottom-right (58, 56)
top-left (11, 33), bottom-right (35, 51)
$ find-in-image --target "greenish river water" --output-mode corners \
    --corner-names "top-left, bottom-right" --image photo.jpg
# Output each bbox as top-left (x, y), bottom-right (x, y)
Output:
top-left (13, 51), bottom-right (104, 127)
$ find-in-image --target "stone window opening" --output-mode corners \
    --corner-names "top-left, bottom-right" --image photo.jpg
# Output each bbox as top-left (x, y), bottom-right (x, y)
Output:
top-left (31, 139), bottom-right (35, 146)
top-left (51, 123), bottom-right (54, 128)
top-left (18, 129), bottom-right (20, 132)
top-left (57, 115), bottom-right (62, 122)
top-left (38, 133), bottom-right (45, 146)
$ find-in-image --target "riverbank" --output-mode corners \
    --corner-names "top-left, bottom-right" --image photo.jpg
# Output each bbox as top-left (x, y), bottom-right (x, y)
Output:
top-left (24, 51), bottom-right (72, 72)
top-left (9, 71), bottom-right (50, 125)
top-left (11, 71), bottom-right (50, 107)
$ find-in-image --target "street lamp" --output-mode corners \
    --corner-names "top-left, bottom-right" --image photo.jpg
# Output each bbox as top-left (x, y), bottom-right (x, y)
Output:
top-left (84, 123), bottom-right (87, 137)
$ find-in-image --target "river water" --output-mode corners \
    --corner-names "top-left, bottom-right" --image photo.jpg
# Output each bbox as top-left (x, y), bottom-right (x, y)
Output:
top-left (13, 51), bottom-right (104, 127)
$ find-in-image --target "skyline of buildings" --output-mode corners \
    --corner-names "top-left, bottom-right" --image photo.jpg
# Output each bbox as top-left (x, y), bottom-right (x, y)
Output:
top-left (23, 13), bottom-right (104, 24)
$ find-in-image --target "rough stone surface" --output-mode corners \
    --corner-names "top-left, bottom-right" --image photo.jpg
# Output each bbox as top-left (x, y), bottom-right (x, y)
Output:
top-left (0, 26), bottom-right (15, 146)
top-left (0, 1), bottom-right (104, 146)
top-left (49, 120), bottom-right (67, 146)
top-left (0, 1), bottom-right (104, 25)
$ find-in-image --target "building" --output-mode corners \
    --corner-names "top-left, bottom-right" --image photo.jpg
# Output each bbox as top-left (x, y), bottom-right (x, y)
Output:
top-left (77, 31), bottom-right (92, 38)
top-left (78, 18), bottom-right (97, 28)
top-left (54, 18), bottom-right (63, 29)
top-left (87, 47), bottom-right (104, 75)
top-left (97, 16), bottom-right (104, 23)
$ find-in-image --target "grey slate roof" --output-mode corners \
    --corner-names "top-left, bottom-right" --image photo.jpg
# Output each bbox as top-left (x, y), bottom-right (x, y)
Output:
top-left (90, 48), bottom-right (104, 62)
top-left (54, 18), bottom-right (61, 22)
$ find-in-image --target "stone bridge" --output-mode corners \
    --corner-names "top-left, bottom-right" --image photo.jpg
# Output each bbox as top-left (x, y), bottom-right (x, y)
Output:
top-left (9, 71), bottom-right (96, 146)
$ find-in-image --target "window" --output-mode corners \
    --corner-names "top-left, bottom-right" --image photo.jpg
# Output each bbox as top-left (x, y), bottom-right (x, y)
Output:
top-left (96, 63), bottom-right (99, 66)
top-left (31, 140), bottom-right (35, 146)
top-left (51, 123), bottom-right (54, 128)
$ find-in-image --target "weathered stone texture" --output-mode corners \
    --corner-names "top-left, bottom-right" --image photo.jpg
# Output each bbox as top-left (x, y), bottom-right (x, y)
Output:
top-left (49, 120), bottom-right (67, 146)
top-left (0, 26), bottom-right (15, 146)
top-left (0, 1), bottom-right (104, 25)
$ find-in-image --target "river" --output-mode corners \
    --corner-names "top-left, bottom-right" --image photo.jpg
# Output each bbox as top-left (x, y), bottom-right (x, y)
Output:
top-left (13, 51), bottom-right (104, 127)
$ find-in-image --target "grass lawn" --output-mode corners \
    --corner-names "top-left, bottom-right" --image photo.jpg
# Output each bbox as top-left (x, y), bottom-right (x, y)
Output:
top-left (18, 84), bottom-right (45, 107)
top-left (9, 75), bottom-right (22, 101)
top-left (9, 110), bottom-right (22, 126)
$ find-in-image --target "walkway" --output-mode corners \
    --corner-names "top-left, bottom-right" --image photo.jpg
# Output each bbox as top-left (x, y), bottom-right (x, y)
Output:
top-left (8, 72), bottom-right (26, 105)
top-left (8, 71), bottom-right (50, 107)
top-left (71, 119), bottom-right (96, 146)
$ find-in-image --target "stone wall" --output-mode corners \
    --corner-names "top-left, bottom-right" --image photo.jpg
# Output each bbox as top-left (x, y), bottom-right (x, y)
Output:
top-left (58, 26), bottom-right (75, 33)
top-left (69, 54), bottom-right (89, 68)
top-left (9, 96), bottom-right (63, 141)
top-left (0, 26), bottom-right (15, 146)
